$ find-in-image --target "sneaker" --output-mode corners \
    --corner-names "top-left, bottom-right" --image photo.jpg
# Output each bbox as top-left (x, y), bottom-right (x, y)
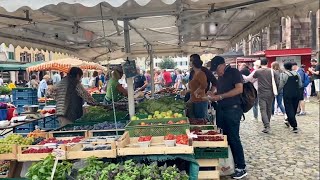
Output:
top-left (284, 114), bottom-right (288, 120)
top-left (232, 169), bottom-right (248, 179)
top-left (277, 112), bottom-right (284, 116)
top-left (262, 128), bottom-right (270, 133)
top-left (298, 112), bottom-right (306, 116)
top-left (284, 120), bottom-right (290, 128)
top-left (292, 128), bottom-right (299, 133)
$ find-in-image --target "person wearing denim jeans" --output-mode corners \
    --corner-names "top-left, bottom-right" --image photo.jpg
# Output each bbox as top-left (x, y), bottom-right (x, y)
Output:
top-left (207, 56), bottom-right (247, 179)
top-left (252, 97), bottom-right (259, 119)
top-left (271, 91), bottom-right (286, 116)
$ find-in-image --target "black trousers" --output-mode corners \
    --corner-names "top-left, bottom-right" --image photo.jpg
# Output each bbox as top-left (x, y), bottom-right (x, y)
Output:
top-left (283, 97), bottom-right (299, 128)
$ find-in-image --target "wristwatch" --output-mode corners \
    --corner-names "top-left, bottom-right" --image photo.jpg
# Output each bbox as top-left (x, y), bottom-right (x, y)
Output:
top-left (219, 95), bottom-right (223, 100)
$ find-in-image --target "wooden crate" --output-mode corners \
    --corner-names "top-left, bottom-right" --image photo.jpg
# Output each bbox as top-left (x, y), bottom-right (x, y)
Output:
top-left (0, 144), bottom-right (17, 160)
top-left (17, 145), bottom-right (66, 161)
top-left (48, 130), bottom-right (89, 138)
top-left (197, 159), bottom-right (220, 180)
top-left (88, 129), bottom-right (125, 137)
top-left (67, 141), bottom-right (117, 159)
top-left (192, 135), bottom-right (228, 148)
top-left (117, 132), bottom-right (193, 156)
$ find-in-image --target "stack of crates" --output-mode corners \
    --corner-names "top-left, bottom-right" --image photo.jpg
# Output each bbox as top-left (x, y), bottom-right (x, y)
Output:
top-left (12, 88), bottom-right (38, 114)
top-left (38, 116), bottom-right (60, 130)
top-left (12, 88), bottom-right (38, 134)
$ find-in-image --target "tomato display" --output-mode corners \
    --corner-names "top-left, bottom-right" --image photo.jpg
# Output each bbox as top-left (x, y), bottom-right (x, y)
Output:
top-left (138, 136), bottom-right (152, 142)
top-left (164, 134), bottom-right (175, 140)
top-left (176, 134), bottom-right (188, 145)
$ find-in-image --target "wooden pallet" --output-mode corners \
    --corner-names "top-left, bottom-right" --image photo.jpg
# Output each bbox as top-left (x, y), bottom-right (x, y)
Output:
top-left (67, 141), bottom-right (117, 159)
top-left (17, 145), bottom-right (66, 161)
top-left (0, 144), bottom-right (17, 160)
top-left (192, 135), bottom-right (228, 148)
top-left (117, 132), bottom-right (193, 156)
top-left (197, 159), bottom-right (220, 180)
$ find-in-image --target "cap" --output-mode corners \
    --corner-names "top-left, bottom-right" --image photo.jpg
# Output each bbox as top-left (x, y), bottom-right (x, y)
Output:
top-left (210, 56), bottom-right (225, 71)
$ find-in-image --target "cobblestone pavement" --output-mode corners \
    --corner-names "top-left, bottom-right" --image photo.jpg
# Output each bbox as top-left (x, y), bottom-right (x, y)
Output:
top-left (221, 99), bottom-right (320, 180)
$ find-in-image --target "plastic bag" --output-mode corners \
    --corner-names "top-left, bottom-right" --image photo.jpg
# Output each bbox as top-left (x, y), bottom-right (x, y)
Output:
top-left (219, 147), bottom-right (235, 176)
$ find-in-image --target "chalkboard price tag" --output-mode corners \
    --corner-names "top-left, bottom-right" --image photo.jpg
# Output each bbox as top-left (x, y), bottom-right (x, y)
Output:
top-left (122, 60), bottom-right (138, 78)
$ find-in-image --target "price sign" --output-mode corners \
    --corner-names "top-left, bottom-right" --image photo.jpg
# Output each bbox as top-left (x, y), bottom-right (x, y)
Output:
top-left (122, 60), bottom-right (138, 78)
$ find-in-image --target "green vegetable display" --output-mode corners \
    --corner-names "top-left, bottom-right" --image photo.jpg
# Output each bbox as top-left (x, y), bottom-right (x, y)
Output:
top-left (137, 97), bottom-right (185, 115)
top-left (26, 154), bottom-right (72, 180)
top-left (0, 86), bottom-right (11, 95)
top-left (76, 106), bottom-right (128, 123)
top-left (76, 157), bottom-right (189, 180)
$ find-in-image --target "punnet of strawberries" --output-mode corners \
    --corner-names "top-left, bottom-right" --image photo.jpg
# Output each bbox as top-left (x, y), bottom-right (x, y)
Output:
top-left (193, 135), bottom-right (224, 141)
top-left (191, 130), bottom-right (219, 135)
top-left (164, 134), bottom-right (175, 140)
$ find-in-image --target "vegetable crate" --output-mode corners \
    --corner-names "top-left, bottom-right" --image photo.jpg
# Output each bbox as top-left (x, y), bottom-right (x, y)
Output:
top-left (125, 117), bottom-right (189, 136)
top-left (194, 147), bottom-right (228, 159)
top-left (48, 130), bottom-right (89, 138)
top-left (117, 132), bottom-right (193, 156)
top-left (17, 145), bottom-right (66, 161)
top-left (88, 129), bottom-right (125, 137)
top-left (12, 88), bottom-right (37, 98)
top-left (197, 159), bottom-right (220, 180)
top-left (92, 93), bottom-right (106, 103)
top-left (66, 141), bottom-right (116, 159)
top-left (0, 144), bottom-right (17, 160)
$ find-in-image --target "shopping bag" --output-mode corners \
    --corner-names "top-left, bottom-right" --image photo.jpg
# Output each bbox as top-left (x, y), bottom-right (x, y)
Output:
top-left (219, 147), bottom-right (235, 176)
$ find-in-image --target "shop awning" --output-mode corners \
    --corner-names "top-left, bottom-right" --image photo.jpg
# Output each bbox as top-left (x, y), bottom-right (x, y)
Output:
top-left (265, 48), bottom-right (312, 58)
top-left (0, 61), bottom-right (43, 71)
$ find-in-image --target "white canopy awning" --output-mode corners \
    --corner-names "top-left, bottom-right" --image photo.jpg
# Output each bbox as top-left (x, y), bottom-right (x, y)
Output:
top-left (0, 0), bottom-right (317, 61)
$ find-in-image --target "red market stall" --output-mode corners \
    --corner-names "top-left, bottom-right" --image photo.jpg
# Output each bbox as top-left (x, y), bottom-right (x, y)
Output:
top-left (265, 48), bottom-right (312, 71)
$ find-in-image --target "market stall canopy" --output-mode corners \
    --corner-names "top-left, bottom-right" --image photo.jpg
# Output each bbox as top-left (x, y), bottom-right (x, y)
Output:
top-left (0, 0), bottom-right (317, 61)
top-left (0, 61), bottom-right (43, 71)
top-left (26, 58), bottom-right (106, 73)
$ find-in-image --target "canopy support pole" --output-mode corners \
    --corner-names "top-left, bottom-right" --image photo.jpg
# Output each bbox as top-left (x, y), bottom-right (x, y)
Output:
top-left (123, 19), bottom-right (135, 117)
top-left (147, 44), bottom-right (155, 97)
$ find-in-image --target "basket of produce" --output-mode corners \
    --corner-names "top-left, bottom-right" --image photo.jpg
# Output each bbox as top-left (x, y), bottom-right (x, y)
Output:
top-left (67, 141), bottom-right (116, 159)
top-left (190, 129), bottom-right (227, 148)
top-left (117, 132), bottom-right (193, 156)
top-left (125, 117), bottom-right (189, 137)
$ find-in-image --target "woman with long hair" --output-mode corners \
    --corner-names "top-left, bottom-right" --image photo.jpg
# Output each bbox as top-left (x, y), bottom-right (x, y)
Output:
top-left (271, 61), bottom-right (286, 119)
top-left (55, 67), bottom-right (97, 126)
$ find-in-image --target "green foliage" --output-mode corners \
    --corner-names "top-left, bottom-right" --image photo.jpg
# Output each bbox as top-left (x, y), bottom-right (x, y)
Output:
top-left (0, 86), bottom-right (11, 95)
top-left (26, 154), bottom-right (72, 180)
top-left (76, 106), bottom-right (128, 122)
top-left (159, 58), bottom-right (176, 70)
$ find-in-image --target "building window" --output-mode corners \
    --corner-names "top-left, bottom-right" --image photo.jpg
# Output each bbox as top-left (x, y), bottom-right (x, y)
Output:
top-left (180, 62), bottom-right (183, 66)
top-left (20, 52), bottom-right (31, 62)
top-left (155, 63), bottom-right (158, 67)
top-left (8, 52), bottom-right (14, 60)
top-left (35, 53), bottom-right (45, 61)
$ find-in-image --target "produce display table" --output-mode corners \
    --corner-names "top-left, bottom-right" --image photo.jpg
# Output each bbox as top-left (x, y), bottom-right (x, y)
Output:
top-left (0, 114), bottom-right (56, 136)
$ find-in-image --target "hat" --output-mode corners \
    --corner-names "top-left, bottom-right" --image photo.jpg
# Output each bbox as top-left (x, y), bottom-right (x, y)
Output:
top-left (210, 56), bottom-right (225, 71)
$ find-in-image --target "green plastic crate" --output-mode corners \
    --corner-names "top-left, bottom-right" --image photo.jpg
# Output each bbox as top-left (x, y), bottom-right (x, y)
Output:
top-left (125, 117), bottom-right (189, 137)
top-left (92, 93), bottom-right (106, 103)
top-left (194, 147), bottom-right (228, 159)
top-left (46, 100), bottom-right (56, 105)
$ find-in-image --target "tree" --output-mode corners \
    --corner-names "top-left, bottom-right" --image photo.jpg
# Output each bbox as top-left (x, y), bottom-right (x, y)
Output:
top-left (159, 58), bottom-right (176, 69)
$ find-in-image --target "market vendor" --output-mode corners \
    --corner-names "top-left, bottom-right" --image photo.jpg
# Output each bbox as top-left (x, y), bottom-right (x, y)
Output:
top-left (104, 66), bottom-right (128, 104)
top-left (37, 75), bottom-right (50, 98)
top-left (54, 67), bottom-right (97, 126)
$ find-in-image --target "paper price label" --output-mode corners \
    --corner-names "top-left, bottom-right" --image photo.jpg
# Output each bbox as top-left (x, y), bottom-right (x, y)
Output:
top-left (52, 149), bottom-right (65, 158)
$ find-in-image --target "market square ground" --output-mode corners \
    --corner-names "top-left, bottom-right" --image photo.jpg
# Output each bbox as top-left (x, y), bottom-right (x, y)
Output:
top-left (221, 99), bottom-right (319, 180)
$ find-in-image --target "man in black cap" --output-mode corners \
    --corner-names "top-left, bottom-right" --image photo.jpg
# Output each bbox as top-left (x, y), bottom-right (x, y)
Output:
top-left (205, 56), bottom-right (247, 179)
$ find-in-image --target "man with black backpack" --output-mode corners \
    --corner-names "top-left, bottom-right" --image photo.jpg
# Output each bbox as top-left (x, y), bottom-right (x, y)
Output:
top-left (279, 62), bottom-right (303, 133)
top-left (205, 56), bottom-right (247, 179)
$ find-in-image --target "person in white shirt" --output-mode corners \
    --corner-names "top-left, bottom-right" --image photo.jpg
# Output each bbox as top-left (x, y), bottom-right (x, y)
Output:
top-left (38, 75), bottom-right (50, 98)
top-left (52, 72), bottom-right (61, 85)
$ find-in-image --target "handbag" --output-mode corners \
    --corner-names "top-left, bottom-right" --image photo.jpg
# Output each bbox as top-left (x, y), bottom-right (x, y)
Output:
top-left (271, 69), bottom-right (278, 96)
